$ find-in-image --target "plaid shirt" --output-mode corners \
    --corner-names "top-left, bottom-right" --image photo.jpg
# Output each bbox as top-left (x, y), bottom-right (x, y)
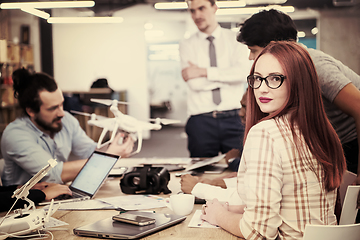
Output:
top-left (238, 118), bottom-right (337, 239)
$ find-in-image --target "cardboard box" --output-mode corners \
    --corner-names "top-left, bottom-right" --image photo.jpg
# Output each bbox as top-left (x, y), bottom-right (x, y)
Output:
top-left (0, 40), bottom-right (7, 63)
top-left (1, 86), bottom-right (15, 106)
top-left (7, 44), bottom-right (20, 63)
top-left (20, 45), bottom-right (34, 64)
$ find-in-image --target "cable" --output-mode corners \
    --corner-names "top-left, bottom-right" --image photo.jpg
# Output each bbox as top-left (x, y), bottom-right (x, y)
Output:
top-left (0, 197), bottom-right (21, 226)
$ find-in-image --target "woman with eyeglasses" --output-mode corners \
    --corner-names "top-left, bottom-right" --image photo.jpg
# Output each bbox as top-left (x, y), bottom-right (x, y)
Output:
top-left (200, 41), bottom-right (346, 239)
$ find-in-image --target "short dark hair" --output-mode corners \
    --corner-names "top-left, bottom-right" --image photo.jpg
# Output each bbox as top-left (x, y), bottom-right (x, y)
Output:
top-left (237, 9), bottom-right (298, 47)
top-left (12, 68), bottom-right (58, 116)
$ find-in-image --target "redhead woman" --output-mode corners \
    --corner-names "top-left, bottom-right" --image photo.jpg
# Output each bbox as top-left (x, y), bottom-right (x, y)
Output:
top-left (201, 41), bottom-right (346, 239)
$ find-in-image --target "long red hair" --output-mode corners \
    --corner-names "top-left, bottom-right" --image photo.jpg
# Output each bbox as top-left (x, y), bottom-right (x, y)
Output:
top-left (245, 41), bottom-right (346, 191)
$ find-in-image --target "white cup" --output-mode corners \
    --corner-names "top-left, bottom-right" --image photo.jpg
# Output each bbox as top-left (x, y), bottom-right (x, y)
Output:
top-left (166, 194), bottom-right (195, 216)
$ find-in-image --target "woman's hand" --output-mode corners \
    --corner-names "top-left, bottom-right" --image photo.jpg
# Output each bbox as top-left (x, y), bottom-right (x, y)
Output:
top-left (201, 198), bottom-right (229, 226)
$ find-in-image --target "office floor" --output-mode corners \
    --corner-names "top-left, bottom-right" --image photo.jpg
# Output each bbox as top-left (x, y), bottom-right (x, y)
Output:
top-left (132, 125), bottom-right (189, 159)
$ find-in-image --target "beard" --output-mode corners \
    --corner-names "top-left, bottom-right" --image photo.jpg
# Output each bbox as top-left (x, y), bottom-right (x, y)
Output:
top-left (34, 115), bottom-right (63, 134)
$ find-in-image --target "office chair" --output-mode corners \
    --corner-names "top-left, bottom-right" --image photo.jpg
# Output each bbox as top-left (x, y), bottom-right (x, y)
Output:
top-left (339, 185), bottom-right (360, 225)
top-left (303, 185), bottom-right (360, 239)
top-left (303, 223), bottom-right (360, 240)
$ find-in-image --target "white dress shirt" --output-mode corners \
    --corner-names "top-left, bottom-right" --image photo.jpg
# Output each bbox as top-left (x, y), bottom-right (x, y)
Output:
top-left (191, 177), bottom-right (242, 205)
top-left (179, 25), bottom-right (252, 116)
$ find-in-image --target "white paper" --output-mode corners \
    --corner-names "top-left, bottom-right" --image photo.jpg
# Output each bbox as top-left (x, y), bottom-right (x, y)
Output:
top-left (188, 210), bottom-right (219, 228)
top-left (45, 217), bottom-right (69, 228)
top-left (139, 158), bottom-right (192, 165)
top-left (43, 199), bottom-right (116, 211)
top-left (99, 195), bottom-right (167, 210)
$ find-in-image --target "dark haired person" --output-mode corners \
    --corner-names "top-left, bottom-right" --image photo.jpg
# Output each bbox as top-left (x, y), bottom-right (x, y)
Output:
top-left (182, 9), bottom-right (360, 226)
top-left (202, 41), bottom-right (346, 239)
top-left (0, 182), bottom-right (71, 212)
top-left (237, 9), bottom-right (360, 185)
top-left (1, 68), bottom-right (134, 186)
top-left (179, 0), bottom-right (251, 159)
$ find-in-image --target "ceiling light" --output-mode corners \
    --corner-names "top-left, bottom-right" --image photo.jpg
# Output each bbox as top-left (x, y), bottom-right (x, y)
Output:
top-left (21, 8), bottom-right (50, 19)
top-left (154, 1), bottom-right (246, 10)
top-left (297, 31), bottom-right (306, 38)
top-left (217, 1), bottom-right (246, 8)
top-left (311, 27), bottom-right (319, 35)
top-left (216, 5), bottom-right (294, 15)
top-left (0, 1), bottom-right (95, 9)
top-left (47, 17), bottom-right (124, 24)
top-left (154, 2), bottom-right (187, 10)
top-left (245, 0), bottom-right (287, 4)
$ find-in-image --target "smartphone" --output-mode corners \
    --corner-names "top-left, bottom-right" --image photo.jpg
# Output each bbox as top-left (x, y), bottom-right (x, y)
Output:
top-left (112, 213), bottom-right (156, 226)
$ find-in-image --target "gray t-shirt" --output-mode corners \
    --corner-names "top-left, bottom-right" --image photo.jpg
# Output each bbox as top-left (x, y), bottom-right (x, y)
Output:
top-left (1, 111), bottom-right (97, 186)
top-left (307, 48), bottom-right (360, 144)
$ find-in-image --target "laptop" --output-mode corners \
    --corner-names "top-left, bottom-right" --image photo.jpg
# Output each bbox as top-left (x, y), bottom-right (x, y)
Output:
top-left (73, 211), bottom-right (186, 239)
top-left (39, 151), bottom-right (120, 205)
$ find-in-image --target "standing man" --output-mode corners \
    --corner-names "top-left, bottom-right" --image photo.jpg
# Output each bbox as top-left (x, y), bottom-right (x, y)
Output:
top-left (1, 68), bottom-right (134, 186)
top-left (180, 0), bottom-right (251, 158)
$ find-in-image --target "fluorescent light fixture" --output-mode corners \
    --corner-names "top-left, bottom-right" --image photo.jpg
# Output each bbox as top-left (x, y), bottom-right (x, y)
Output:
top-left (0, 1), bottom-right (95, 9)
top-left (154, 1), bottom-right (246, 10)
top-left (47, 17), bottom-right (124, 24)
top-left (297, 31), bottom-right (306, 38)
top-left (311, 27), bottom-right (318, 35)
top-left (246, 0), bottom-right (287, 4)
top-left (216, 5), bottom-right (294, 15)
top-left (154, 2), bottom-right (187, 10)
top-left (21, 8), bottom-right (50, 19)
top-left (217, 1), bottom-right (246, 8)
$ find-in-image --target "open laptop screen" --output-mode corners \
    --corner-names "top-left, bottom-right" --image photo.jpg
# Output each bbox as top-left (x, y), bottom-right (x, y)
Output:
top-left (70, 151), bottom-right (120, 196)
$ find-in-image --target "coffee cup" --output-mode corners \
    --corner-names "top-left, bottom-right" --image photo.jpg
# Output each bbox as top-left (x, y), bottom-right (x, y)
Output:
top-left (166, 194), bottom-right (195, 216)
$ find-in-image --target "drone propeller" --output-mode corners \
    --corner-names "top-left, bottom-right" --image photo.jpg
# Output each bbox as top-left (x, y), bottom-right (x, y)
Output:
top-left (70, 110), bottom-right (107, 120)
top-left (70, 110), bottom-right (91, 117)
top-left (90, 98), bottom-right (128, 106)
top-left (149, 118), bottom-right (181, 125)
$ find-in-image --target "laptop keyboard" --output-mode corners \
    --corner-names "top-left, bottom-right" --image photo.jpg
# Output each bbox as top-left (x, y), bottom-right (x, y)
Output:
top-left (55, 191), bottom-right (84, 200)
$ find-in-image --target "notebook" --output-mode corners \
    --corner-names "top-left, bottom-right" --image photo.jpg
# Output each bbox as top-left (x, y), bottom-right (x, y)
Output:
top-left (73, 211), bottom-right (186, 239)
top-left (39, 151), bottom-right (120, 205)
top-left (185, 154), bottom-right (225, 171)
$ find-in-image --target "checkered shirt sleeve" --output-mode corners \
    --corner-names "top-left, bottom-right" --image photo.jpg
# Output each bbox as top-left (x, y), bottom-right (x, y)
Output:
top-left (237, 118), bottom-right (337, 240)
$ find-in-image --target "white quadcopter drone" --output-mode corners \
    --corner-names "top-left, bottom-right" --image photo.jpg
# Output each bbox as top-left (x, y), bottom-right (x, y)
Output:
top-left (0, 159), bottom-right (59, 239)
top-left (72, 98), bottom-right (180, 155)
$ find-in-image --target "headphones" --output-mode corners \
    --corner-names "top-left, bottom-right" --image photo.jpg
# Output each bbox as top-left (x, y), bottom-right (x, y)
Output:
top-left (120, 165), bottom-right (171, 194)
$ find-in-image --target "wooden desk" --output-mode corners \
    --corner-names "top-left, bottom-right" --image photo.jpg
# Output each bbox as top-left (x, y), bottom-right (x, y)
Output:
top-left (50, 160), bottom-right (240, 240)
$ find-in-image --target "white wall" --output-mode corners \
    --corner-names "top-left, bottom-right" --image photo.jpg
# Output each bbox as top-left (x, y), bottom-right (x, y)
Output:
top-left (318, 8), bottom-right (360, 75)
top-left (52, 5), bottom-right (193, 137)
top-left (52, 7), bottom-right (150, 137)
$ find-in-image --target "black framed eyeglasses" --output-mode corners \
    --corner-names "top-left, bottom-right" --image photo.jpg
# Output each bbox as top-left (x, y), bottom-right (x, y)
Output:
top-left (247, 74), bottom-right (286, 89)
